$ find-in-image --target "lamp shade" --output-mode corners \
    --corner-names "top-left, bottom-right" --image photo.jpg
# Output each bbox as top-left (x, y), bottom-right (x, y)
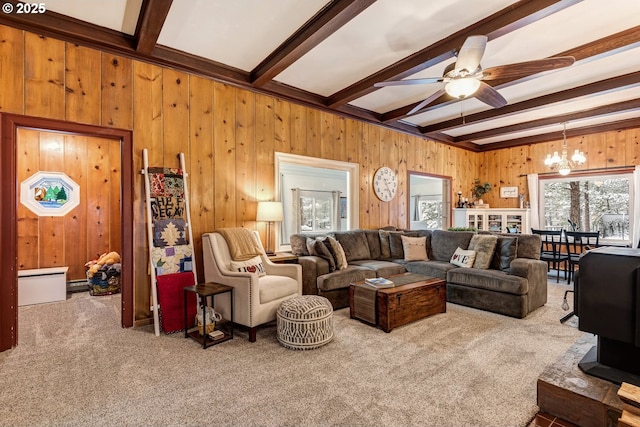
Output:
top-left (256, 201), bottom-right (283, 222)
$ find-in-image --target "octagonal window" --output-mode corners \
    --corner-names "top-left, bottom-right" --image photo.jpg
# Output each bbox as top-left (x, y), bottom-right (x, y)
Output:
top-left (20, 171), bottom-right (80, 217)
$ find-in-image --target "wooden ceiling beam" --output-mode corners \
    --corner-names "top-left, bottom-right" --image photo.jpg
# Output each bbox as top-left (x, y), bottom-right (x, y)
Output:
top-left (251, 0), bottom-right (376, 86)
top-left (476, 117), bottom-right (640, 151)
top-left (382, 24), bottom-right (640, 122)
top-left (135, 0), bottom-right (173, 55)
top-left (419, 70), bottom-right (640, 134)
top-left (453, 98), bottom-right (640, 143)
top-left (325, 0), bottom-right (580, 108)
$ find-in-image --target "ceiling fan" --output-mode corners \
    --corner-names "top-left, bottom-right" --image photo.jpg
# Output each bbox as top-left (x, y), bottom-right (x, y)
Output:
top-left (374, 35), bottom-right (575, 116)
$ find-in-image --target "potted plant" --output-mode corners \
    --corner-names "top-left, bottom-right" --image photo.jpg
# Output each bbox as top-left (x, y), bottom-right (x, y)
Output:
top-left (472, 179), bottom-right (492, 203)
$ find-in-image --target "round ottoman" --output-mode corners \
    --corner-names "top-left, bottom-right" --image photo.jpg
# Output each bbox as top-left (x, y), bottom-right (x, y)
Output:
top-left (277, 295), bottom-right (334, 350)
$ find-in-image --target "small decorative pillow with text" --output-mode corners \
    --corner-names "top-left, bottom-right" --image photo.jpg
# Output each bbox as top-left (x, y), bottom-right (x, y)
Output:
top-left (230, 256), bottom-right (266, 277)
top-left (401, 235), bottom-right (429, 261)
top-left (450, 247), bottom-right (476, 268)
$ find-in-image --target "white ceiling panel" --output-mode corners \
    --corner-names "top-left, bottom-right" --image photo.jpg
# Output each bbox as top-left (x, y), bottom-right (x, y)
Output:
top-left (43, 0), bottom-right (142, 35)
top-left (472, 109), bottom-right (640, 145)
top-left (157, 0), bottom-right (329, 72)
top-left (274, 0), bottom-right (518, 96)
top-left (445, 85), bottom-right (640, 137)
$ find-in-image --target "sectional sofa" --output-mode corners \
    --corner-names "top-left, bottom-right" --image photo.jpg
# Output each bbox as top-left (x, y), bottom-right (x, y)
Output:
top-left (289, 229), bottom-right (547, 318)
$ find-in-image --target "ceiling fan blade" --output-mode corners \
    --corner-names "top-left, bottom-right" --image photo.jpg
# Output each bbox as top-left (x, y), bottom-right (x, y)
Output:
top-left (407, 88), bottom-right (446, 115)
top-left (473, 81), bottom-right (507, 108)
top-left (482, 56), bottom-right (575, 80)
top-left (374, 77), bottom-right (443, 87)
top-left (454, 35), bottom-right (487, 74)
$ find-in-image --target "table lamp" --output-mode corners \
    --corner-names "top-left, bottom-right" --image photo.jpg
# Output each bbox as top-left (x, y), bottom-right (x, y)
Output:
top-left (256, 201), bottom-right (283, 255)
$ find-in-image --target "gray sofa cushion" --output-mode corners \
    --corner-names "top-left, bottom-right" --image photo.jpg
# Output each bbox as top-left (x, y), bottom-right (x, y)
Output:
top-left (317, 266), bottom-right (376, 292)
top-left (363, 229), bottom-right (382, 259)
top-left (403, 260), bottom-right (454, 280)
top-left (349, 260), bottom-right (407, 278)
top-left (335, 231), bottom-right (370, 262)
top-left (447, 268), bottom-right (527, 295)
top-left (491, 236), bottom-right (518, 271)
top-left (430, 230), bottom-right (474, 262)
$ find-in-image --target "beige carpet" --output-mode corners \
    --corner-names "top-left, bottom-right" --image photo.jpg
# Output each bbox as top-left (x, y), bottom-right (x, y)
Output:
top-left (0, 283), bottom-right (582, 427)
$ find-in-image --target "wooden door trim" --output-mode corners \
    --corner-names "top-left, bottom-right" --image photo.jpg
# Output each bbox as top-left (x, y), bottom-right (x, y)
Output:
top-left (0, 113), bottom-right (133, 351)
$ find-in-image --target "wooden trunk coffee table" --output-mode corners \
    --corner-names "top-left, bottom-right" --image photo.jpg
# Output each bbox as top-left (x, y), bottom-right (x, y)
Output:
top-left (349, 273), bottom-right (446, 332)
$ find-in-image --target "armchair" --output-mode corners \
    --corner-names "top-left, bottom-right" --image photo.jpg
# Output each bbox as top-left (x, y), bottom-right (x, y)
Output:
top-left (202, 231), bottom-right (302, 342)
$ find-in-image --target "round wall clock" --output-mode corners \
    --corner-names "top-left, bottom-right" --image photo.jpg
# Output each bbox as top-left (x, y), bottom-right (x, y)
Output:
top-left (373, 166), bottom-right (398, 201)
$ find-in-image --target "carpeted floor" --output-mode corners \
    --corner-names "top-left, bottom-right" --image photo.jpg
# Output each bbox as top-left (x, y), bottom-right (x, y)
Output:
top-left (0, 283), bottom-right (582, 427)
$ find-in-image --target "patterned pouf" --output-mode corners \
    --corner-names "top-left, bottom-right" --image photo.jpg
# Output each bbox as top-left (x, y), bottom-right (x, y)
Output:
top-left (276, 295), bottom-right (334, 350)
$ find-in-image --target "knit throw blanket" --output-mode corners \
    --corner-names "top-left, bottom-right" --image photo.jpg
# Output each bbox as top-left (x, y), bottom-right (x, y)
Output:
top-left (217, 228), bottom-right (264, 261)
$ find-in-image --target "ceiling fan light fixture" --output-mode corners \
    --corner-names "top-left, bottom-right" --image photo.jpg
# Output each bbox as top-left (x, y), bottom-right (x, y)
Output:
top-left (445, 77), bottom-right (480, 99)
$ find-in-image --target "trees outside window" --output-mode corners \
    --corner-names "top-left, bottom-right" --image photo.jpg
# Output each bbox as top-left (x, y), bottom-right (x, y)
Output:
top-left (541, 174), bottom-right (631, 243)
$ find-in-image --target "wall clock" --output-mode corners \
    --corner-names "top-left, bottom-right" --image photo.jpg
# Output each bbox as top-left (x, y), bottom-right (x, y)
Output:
top-left (373, 166), bottom-right (398, 201)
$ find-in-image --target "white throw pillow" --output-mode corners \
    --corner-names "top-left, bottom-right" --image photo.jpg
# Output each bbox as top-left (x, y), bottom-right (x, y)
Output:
top-left (230, 256), bottom-right (266, 277)
top-left (327, 236), bottom-right (348, 270)
top-left (450, 247), bottom-right (476, 268)
top-left (401, 235), bottom-right (428, 261)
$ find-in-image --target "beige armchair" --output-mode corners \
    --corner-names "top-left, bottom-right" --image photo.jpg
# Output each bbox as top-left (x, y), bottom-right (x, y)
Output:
top-left (202, 231), bottom-right (302, 342)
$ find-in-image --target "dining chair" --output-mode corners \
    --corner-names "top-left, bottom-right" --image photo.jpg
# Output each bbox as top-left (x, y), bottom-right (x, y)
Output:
top-left (564, 230), bottom-right (600, 285)
top-left (531, 229), bottom-right (569, 283)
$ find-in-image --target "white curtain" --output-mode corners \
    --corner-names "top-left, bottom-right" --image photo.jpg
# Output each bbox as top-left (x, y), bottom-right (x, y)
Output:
top-left (291, 188), bottom-right (301, 233)
top-left (332, 191), bottom-right (341, 231)
top-left (527, 174), bottom-right (540, 231)
top-left (633, 166), bottom-right (640, 248)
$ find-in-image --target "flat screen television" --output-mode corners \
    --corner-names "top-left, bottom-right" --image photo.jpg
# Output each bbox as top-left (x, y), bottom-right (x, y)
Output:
top-left (577, 247), bottom-right (640, 386)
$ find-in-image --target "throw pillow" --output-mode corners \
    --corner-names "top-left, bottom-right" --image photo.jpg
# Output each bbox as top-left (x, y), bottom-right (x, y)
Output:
top-left (327, 236), bottom-right (348, 270)
top-left (401, 235), bottom-right (429, 262)
top-left (306, 237), bottom-right (337, 272)
top-left (450, 247), bottom-right (476, 268)
top-left (468, 234), bottom-right (498, 269)
top-left (491, 237), bottom-right (518, 272)
top-left (289, 234), bottom-right (310, 256)
top-left (379, 230), bottom-right (405, 259)
top-left (230, 256), bottom-right (266, 277)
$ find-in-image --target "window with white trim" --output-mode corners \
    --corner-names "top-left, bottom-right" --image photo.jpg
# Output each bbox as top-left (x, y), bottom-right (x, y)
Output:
top-left (539, 173), bottom-right (633, 245)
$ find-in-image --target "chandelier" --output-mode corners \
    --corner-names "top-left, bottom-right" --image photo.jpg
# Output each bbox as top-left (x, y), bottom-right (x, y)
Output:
top-left (544, 122), bottom-right (586, 175)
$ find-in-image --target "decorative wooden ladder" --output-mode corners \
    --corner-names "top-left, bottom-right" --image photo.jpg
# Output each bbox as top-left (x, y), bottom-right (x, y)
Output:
top-left (142, 149), bottom-right (198, 336)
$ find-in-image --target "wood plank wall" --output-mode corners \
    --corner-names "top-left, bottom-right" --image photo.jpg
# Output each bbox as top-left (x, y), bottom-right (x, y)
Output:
top-left (1, 25), bottom-right (638, 323)
top-left (16, 129), bottom-right (122, 281)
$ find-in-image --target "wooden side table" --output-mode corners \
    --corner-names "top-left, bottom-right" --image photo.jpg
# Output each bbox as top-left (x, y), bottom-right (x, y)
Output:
top-left (184, 282), bottom-right (233, 349)
top-left (268, 252), bottom-right (298, 264)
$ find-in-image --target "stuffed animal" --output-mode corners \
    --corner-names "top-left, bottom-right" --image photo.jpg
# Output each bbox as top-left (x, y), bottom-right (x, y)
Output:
top-left (86, 251), bottom-right (121, 277)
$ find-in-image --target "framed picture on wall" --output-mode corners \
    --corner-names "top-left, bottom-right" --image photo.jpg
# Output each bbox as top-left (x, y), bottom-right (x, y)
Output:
top-left (500, 186), bottom-right (519, 198)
